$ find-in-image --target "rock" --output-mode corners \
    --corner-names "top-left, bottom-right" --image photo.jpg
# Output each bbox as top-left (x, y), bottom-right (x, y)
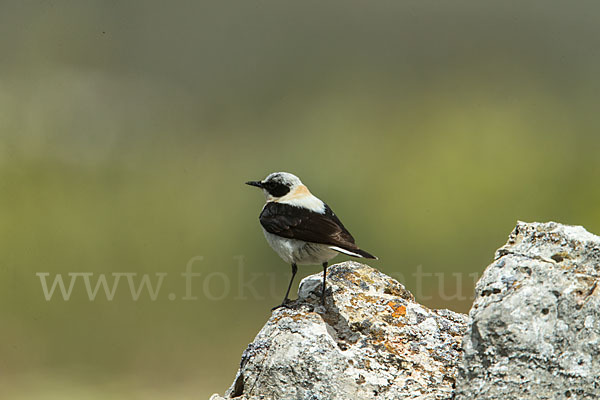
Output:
top-left (213, 261), bottom-right (469, 400)
top-left (213, 221), bottom-right (600, 400)
top-left (454, 221), bottom-right (600, 399)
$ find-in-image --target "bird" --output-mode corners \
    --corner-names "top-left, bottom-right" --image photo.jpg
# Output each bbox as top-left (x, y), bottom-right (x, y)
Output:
top-left (246, 172), bottom-right (377, 309)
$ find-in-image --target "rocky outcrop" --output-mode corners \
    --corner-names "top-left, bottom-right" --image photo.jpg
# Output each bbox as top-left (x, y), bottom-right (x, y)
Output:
top-left (211, 262), bottom-right (468, 400)
top-left (212, 221), bottom-right (600, 400)
top-left (455, 221), bottom-right (600, 399)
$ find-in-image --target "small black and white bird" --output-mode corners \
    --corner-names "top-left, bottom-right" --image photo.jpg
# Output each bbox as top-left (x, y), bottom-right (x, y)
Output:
top-left (246, 172), bottom-right (377, 309)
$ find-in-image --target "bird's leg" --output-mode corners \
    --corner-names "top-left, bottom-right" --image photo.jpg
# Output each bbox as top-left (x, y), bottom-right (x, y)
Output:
top-left (272, 263), bottom-right (297, 310)
top-left (321, 262), bottom-right (328, 306)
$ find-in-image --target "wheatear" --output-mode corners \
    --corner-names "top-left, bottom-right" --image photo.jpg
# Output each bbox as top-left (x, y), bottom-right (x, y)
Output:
top-left (246, 172), bottom-right (377, 309)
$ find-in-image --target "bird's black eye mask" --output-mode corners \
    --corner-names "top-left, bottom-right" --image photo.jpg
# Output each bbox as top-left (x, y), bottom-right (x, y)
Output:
top-left (263, 181), bottom-right (291, 197)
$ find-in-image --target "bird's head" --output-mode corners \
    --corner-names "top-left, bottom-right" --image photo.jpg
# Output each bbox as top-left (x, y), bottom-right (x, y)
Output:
top-left (246, 172), bottom-right (303, 201)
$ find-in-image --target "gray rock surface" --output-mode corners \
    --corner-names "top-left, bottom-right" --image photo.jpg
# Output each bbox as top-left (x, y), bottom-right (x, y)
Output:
top-left (212, 221), bottom-right (600, 400)
top-left (455, 221), bottom-right (600, 399)
top-left (211, 261), bottom-right (468, 400)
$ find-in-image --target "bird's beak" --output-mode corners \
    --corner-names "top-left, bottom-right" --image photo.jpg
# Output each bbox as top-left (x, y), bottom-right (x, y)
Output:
top-left (245, 180), bottom-right (263, 188)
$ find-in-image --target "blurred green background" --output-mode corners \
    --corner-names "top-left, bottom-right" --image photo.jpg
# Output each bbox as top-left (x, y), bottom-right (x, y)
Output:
top-left (1, 1), bottom-right (599, 398)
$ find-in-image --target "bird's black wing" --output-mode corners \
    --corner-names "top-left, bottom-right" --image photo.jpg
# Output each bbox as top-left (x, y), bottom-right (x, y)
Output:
top-left (259, 202), bottom-right (359, 251)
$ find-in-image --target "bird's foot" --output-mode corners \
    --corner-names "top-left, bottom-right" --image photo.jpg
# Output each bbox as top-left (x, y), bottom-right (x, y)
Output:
top-left (271, 298), bottom-right (292, 311)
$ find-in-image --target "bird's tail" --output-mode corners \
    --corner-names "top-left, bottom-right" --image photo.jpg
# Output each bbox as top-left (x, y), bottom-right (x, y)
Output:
top-left (354, 248), bottom-right (378, 260)
top-left (330, 246), bottom-right (378, 260)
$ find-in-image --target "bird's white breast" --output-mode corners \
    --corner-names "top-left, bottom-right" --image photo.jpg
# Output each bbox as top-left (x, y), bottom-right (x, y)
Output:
top-left (262, 228), bottom-right (338, 265)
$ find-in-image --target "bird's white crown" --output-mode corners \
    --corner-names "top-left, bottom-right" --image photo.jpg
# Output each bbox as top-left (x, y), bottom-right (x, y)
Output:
top-left (263, 172), bottom-right (302, 189)
top-left (259, 172), bottom-right (325, 213)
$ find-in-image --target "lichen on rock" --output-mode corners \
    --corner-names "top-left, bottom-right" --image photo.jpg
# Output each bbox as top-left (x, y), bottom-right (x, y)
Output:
top-left (212, 262), bottom-right (468, 400)
top-left (212, 221), bottom-right (600, 400)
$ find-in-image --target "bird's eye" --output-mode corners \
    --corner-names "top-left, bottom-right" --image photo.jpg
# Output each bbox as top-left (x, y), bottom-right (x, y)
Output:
top-left (266, 182), bottom-right (290, 197)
